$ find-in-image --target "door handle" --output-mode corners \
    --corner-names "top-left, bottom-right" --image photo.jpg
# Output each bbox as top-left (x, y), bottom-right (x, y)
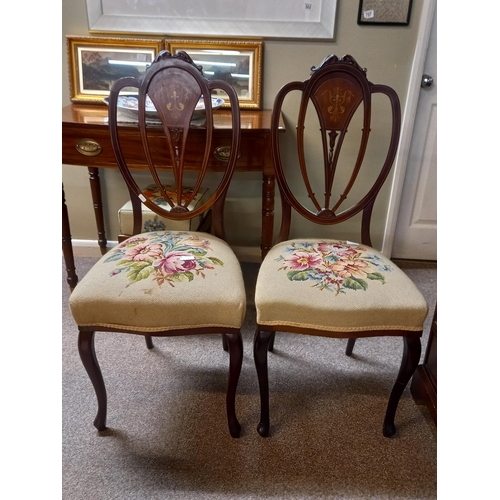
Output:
top-left (421, 74), bottom-right (434, 89)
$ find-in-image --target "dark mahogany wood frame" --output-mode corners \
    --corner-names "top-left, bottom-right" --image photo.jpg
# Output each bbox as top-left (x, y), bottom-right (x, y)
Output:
top-left (76, 51), bottom-right (245, 438)
top-left (254, 54), bottom-right (423, 438)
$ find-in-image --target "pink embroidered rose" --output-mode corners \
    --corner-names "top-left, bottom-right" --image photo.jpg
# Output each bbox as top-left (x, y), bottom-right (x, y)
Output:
top-left (124, 243), bottom-right (164, 262)
top-left (285, 251), bottom-right (323, 271)
top-left (154, 251), bottom-right (197, 274)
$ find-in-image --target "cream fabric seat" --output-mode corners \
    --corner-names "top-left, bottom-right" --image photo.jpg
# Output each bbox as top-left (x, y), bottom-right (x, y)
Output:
top-left (70, 231), bottom-right (246, 332)
top-left (256, 239), bottom-right (427, 334)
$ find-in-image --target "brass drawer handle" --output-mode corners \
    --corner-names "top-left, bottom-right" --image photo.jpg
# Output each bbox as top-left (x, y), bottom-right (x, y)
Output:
top-left (76, 138), bottom-right (102, 157)
top-left (213, 146), bottom-right (241, 162)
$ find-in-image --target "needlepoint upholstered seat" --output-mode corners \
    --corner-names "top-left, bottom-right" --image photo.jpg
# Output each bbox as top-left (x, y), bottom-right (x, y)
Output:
top-left (69, 50), bottom-right (245, 438)
top-left (253, 54), bottom-right (428, 438)
top-left (257, 240), bottom-right (427, 334)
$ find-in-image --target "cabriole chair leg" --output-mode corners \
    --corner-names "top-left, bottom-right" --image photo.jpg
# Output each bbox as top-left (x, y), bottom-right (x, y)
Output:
top-left (254, 328), bottom-right (274, 437)
top-left (383, 336), bottom-right (421, 437)
top-left (78, 330), bottom-right (107, 431)
top-left (225, 332), bottom-right (243, 438)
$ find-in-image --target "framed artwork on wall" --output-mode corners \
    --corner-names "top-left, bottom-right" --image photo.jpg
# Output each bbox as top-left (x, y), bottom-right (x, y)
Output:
top-left (357, 0), bottom-right (413, 26)
top-left (166, 39), bottom-right (263, 109)
top-left (85, 0), bottom-right (338, 40)
top-left (66, 36), bottom-right (164, 104)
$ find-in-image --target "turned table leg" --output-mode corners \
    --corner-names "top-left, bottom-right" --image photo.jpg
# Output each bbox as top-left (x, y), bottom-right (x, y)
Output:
top-left (88, 167), bottom-right (108, 255)
top-left (62, 184), bottom-right (78, 290)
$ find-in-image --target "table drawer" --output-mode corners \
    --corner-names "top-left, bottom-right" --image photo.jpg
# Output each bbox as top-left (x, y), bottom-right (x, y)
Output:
top-left (62, 124), bottom-right (266, 172)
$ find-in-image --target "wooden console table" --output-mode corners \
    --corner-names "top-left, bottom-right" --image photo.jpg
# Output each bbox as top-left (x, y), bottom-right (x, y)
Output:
top-left (62, 104), bottom-right (283, 288)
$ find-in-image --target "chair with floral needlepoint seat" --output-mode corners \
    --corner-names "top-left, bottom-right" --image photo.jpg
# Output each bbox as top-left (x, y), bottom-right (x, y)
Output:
top-left (253, 54), bottom-right (428, 438)
top-left (69, 50), bottom-right (245, 438)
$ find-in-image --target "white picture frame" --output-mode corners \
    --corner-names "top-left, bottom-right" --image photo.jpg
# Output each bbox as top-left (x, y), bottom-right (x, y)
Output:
top-left (86, 0), bottom-right (338, 40)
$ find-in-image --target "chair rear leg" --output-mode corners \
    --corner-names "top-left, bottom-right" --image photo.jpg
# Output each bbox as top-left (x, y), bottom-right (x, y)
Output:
top-left (145, 335), bottom-right (154, 349)
top-left (268, 332), bottom-right (276, 352)
top-left (222, 334), bottom-right (229, 352)
top-left (346, 338), bottom-right (357, 356)
top-left (254, 328), bottom-right (274, 437)
top-left (78, 330), bottom-right (107, 431)
top-left (383, 336), bottom-right (421, 437)
top-left (225, 332), bottom-right (243, 438)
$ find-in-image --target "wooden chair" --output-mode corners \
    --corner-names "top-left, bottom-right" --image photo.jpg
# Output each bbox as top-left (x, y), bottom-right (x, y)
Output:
top-left (69, 50), bottom-right (245, 438)
top-left (253, 55), bottom-right (428, 438)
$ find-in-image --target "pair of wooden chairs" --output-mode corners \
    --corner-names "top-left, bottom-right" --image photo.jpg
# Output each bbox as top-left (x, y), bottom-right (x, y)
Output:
top-left (68, 51), bottom-right (428, 440)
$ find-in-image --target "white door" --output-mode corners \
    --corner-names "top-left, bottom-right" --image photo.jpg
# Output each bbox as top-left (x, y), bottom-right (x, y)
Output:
top-left (392, 6), bottom-right (437, 261)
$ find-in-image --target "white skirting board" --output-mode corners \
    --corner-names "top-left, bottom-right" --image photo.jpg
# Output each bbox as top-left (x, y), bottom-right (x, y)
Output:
top-left (67, 239), bottom-right (262, 263)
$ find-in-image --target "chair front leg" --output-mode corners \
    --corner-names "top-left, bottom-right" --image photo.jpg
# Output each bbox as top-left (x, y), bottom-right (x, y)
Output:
top-left (225, 332), bottom-right (243, 438)
top-left (383, 336), bottom-right (421, 437)
top-left (254, 328), bottom-right (274, 437)
top-left (78, 330), bottom-right (107, 431)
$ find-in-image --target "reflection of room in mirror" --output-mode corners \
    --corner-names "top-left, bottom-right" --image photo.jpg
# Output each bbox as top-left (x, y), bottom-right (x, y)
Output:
top-left (165, 39), bottom-right (262, 109)
top-left (187, 50), bottom-right (253, 101)
top-left (79, 47), bottom-right (153, 94)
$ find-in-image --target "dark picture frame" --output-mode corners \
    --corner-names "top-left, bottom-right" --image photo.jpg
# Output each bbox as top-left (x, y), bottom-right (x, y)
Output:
top-left (357, 0), bottom-right (413, 26)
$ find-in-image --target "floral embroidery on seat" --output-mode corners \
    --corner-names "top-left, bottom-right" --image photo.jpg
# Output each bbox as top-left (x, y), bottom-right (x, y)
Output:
top-left (104, 232), bottom-right (223, 287)
top-left (143, 217), bottom-right (166, 232)
top-left (142, 185), bottom-right (195, 207)
top-left (276, 241), bottom-right (392, 295)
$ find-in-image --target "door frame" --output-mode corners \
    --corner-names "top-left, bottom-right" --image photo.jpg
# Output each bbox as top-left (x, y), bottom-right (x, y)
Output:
top-left (382, 0), bottom-right (436, 258)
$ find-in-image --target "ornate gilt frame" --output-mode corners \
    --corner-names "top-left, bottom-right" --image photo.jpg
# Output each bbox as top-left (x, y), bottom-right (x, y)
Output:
top-left (66, 36), bottom-right (164, 104)
top-left (165, 39), bottom-right (263, 110)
